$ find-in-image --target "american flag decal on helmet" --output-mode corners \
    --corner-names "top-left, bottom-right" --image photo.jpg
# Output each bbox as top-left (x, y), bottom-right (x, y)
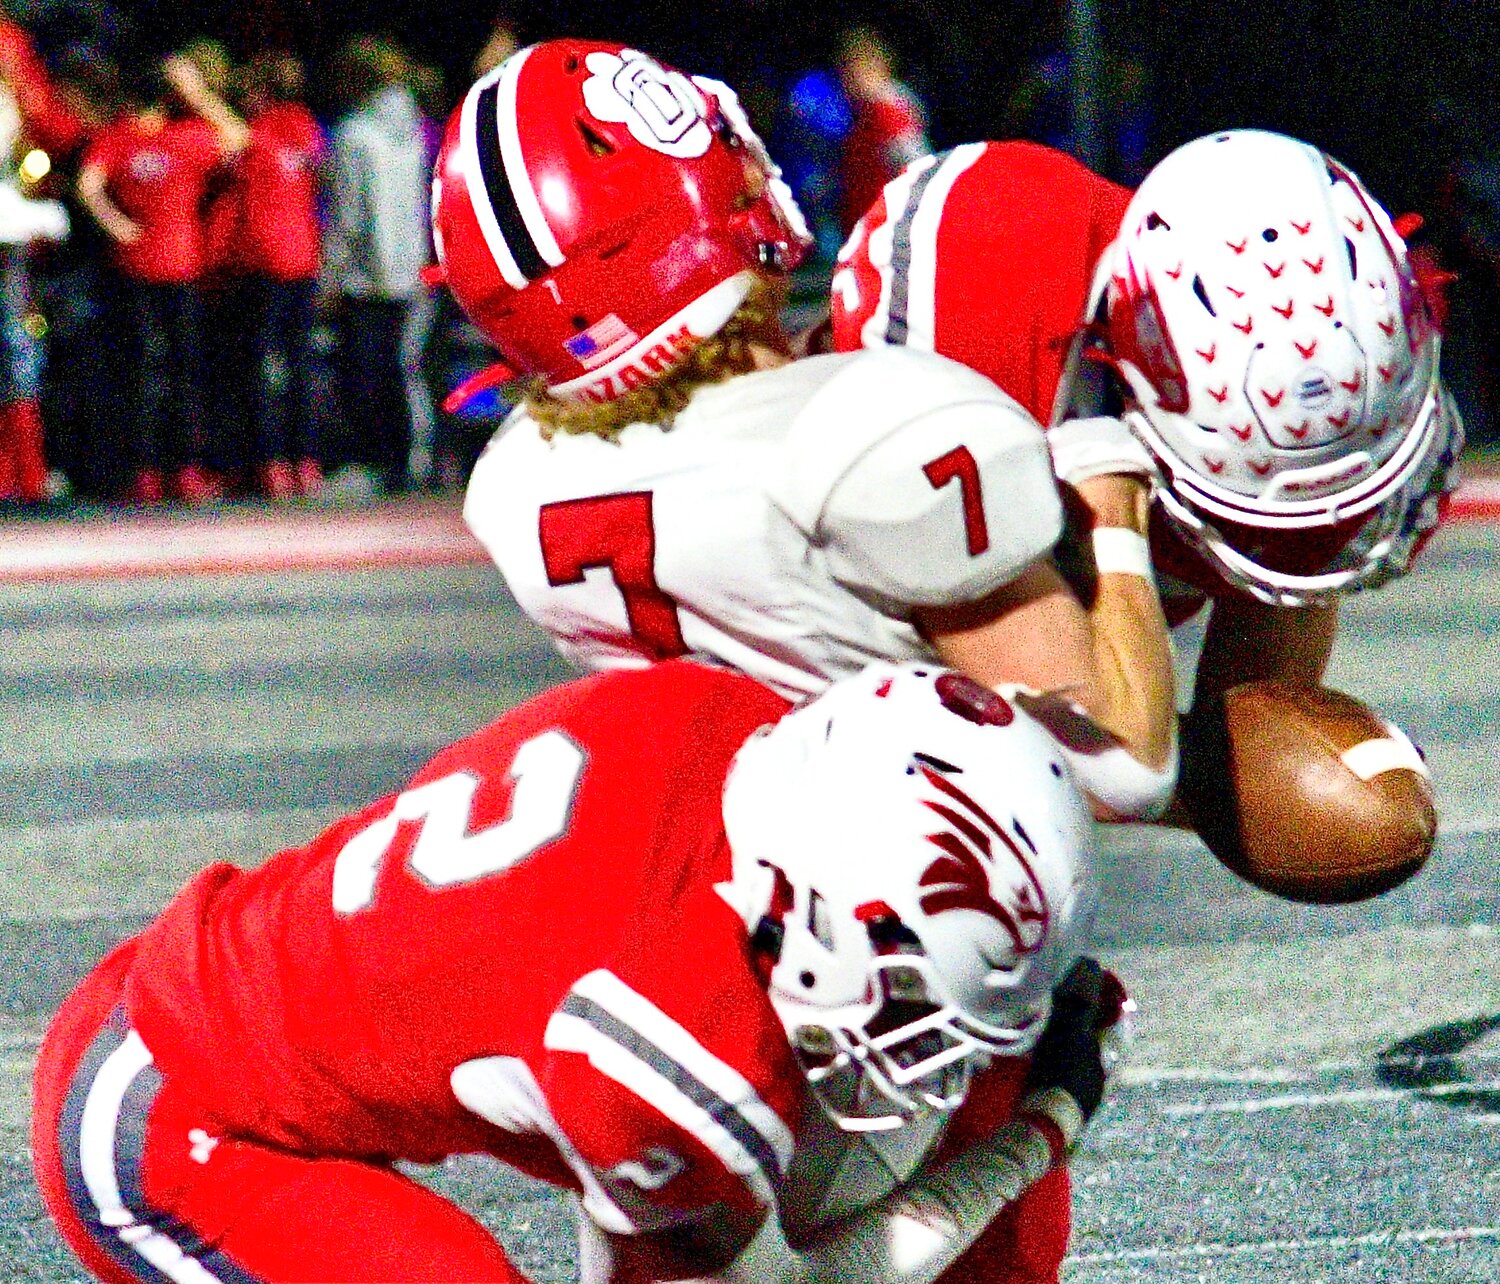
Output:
top-left (916, 766), bottom-right (1049, 959)
top-left (459, 47), bottom-right (565, 290)
top-left (564, 314), bottom-right (640, 368)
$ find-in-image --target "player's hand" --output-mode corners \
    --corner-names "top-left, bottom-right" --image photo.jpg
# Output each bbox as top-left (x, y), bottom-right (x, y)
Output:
top-left (1048, 415), bottom-right (1159, 489)
top-left (1023, 957), bottom-right (1133, 1129)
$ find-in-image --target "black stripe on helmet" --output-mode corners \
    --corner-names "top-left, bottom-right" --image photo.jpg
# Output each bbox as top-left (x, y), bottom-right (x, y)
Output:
top-left (475, 81), bottom-right (547, 282)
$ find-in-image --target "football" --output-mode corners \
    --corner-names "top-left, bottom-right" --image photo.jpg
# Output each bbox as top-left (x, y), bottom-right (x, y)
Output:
top-left (1179, 680), bottom-right (1437, 904)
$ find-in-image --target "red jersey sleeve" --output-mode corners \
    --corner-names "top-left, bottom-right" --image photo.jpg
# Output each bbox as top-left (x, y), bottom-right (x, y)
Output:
top-left (0, 20), bottom-right (85, 154)
top-left (177, 118), bottom-right (224, 172)
top-left (539, 891), bottom-right (803, 1235)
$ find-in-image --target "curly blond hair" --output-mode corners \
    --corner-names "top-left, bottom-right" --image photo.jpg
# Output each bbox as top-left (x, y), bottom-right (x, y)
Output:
top-left (526, 279), bottom-right (787, 441)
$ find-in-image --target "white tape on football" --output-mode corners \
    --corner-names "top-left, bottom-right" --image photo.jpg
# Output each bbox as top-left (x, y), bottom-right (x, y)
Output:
top-left (1341, 732), bottom-right (1428, 781)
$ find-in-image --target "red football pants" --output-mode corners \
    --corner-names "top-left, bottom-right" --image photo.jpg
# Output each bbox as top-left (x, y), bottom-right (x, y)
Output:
top-left (930, 1058), bottom-right (1073, 1284)
top-left (32, 940), bottom-right (524, 1284)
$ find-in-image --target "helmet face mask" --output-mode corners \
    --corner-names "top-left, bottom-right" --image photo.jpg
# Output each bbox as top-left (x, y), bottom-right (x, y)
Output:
top-left (1103, 130), bottom-right (1460, 603)
top-left (784, 952), bottom-right (1048, 1133)
top-left (720, 665), bottom-right (1097, 1134)
top-left (431, 42), bottom-right (811, 405)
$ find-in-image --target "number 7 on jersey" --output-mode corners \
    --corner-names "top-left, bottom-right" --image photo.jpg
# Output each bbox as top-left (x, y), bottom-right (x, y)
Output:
top-left (538, 492), bottom-right (690, 660)
top-left (923, 445), bottom-right (991, 557)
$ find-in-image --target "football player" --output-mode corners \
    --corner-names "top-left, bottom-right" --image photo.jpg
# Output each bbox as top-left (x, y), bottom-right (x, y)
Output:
top-left (34, 659), bottom-right (1127, 1284)
top-left (832, 132), bottom-right (1463, 716)
top-left (439, 41), bottom-right (1179, 825)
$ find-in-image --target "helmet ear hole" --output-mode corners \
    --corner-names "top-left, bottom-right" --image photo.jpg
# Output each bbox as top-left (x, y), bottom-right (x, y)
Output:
top-left (576, 119), bottom-right (615, 156)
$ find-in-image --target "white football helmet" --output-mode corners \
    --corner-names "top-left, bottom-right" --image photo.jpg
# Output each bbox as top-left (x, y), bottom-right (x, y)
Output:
top-left (1104, 129), bottom-right (1461, 605)
top-left (718, 662), bottom-right (1098, 1132)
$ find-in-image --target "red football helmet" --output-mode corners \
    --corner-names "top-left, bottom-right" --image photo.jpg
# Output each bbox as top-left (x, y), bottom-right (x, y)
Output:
top-left (431, 41), bottom-right (811, 405)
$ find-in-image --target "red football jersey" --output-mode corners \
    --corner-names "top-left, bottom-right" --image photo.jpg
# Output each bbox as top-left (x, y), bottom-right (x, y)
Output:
top-left (121, 661), bottom-right (801, 1233)
top-left (832, 140), bottom-right (1221, 620)
top-left (833, 140), bottom-right (1131, 426)
top-left (84, 115), bottom-right (223, 282)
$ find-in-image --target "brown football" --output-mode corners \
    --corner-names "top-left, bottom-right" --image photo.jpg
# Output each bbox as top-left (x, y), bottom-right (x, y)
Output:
top-left (1179, 681), bottom-right (1437, 904)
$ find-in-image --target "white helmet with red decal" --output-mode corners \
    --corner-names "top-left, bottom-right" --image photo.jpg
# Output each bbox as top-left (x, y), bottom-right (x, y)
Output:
top-left (718, 662), bottom-right (1097, 1131)
top-left (1105, 129), bottom-right (1460, 605)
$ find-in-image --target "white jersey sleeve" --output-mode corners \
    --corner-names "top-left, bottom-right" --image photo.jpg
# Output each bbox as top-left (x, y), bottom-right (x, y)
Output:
top-left (774, 348), bottom-right (1063, 610)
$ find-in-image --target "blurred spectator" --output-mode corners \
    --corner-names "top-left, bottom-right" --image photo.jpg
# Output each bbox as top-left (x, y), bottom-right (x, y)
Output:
top-left (399, 53), bottom-right (447, 487)
top-left (77, 51), bottom-right (247, 504)
top-left (186, 37), bottom-right (254, 487)
top-left (0, 5), bottom-right (76, 503)
top-left (778, 67), bottom-right (852, 262)
top-left (0, 5), bottom-right (85, 157)
top-left (1431, 100), bottom-right (1500, 446)
top-left (835, 25), bottom-right (928, 235)
top-left (321, 35), bottom-right (429, 495)
top-left (34, 47), bottom-right (118, 499)
top-left (471, 12), bottom-right (519, 80)
top-left (232, 50), bottom-right (326, 498)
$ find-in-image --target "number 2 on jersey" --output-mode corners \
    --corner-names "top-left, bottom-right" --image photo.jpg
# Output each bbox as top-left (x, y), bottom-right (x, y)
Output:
top-left (331, 731), bottom-right (585, 913)
top-left (923, 446), bottom-right (991, 556)
top-left (538, 492), bottom-right (689, 659)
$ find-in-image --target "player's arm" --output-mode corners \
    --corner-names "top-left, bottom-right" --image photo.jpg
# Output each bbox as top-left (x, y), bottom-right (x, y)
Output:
top-left (77, 159), bottom-right (140, 244)
top-left (918, 473), bottom-right (1175, 768)
top-left (783, 355), bottom-right (1177, 818)
top-left (534, 963), bottom-right (800, 1284)
top-left (1192, 594), bottom-right (1339, 708)
top-left (697, 959), bottom-right (1126, 1284)
top-left (915, 473), bottom-right (1176, 819)
top-left (163, 54), bottom-right (249, 155)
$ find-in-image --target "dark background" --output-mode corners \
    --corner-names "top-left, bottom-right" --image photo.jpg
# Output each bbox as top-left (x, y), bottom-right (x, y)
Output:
top-left (16, 0), bottom-right (1489, 205)
top-left (11, 1), bottom-right (1494, 195)
top-left (12, 0), bottom-right (1500, 441)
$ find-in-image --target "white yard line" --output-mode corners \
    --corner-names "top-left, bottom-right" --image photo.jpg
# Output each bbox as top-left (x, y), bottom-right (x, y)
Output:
top-left (1069, 1224), bottom-right (1500, 1265)
top-left (1159, 1079), bottom-right (1500, 1116)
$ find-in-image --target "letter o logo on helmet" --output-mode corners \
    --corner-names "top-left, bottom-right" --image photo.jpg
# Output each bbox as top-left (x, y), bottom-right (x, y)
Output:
top-left (581, 49), bottom-right (712, 157)
top-left (431, 40), bottom-right (811, 406)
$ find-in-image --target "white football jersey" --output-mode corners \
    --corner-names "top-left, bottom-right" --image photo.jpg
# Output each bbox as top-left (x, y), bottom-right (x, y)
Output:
top-left (465, 348), bottom-right (1062, 698)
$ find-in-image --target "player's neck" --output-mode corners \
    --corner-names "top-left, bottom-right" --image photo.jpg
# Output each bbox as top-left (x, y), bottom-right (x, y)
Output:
top-left (749, 340), bottom-right (793, 372)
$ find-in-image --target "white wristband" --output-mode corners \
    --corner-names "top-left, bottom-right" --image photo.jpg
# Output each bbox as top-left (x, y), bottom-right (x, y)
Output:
top-left (1091, 527), bottom-right (1154, 579)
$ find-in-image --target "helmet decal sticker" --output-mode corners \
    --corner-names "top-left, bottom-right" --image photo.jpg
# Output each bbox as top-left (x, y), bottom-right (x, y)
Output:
top-left (916, 767), bottom-right (1049, 959)
top-left (582, 49), bottom-right (712, 159)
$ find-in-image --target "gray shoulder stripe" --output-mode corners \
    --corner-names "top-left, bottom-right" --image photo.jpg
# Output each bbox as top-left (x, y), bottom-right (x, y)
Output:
top-left (558, 992), bottom-right (784, 1186)
top-left (886, 146), bottom-right (960, 347)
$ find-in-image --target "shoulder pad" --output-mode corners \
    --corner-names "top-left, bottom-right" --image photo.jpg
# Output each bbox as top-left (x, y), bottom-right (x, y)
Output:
top-left (777, 348), bottom-right (1062, 609)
